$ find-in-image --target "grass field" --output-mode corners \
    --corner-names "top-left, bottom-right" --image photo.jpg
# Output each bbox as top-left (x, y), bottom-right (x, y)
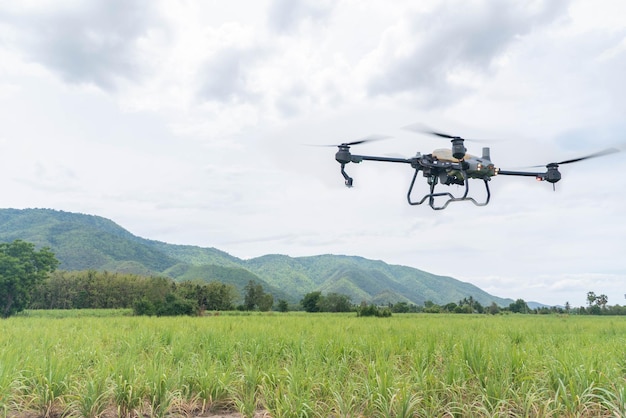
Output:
top-left (1, 311), bottom-right (625, 417)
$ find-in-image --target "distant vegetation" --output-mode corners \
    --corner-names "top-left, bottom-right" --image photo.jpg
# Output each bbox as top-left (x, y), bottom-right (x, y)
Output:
top-left (3, 209), bottom-right (625, 316)
top-left (0, 240), bottom-right (58, 318)
top-left (0, 208), bottom-right (515, 307)
top-left (30, 270), bottom-right (240, 316)
top-left (24, 269), bottom-right (626, 316)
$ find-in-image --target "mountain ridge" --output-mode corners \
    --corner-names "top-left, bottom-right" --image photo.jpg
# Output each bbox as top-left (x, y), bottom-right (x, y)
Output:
top-left (0, 208), bottom-right (516, 307)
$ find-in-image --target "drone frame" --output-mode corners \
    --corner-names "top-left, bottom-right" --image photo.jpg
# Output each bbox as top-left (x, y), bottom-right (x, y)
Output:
top-left (331, 132), bottom-right (619, 210)
top-left (336, 147), bottom-right (491, 210)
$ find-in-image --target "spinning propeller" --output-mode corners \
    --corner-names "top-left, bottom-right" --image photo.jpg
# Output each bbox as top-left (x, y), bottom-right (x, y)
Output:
top-left (500, 147), bottom-right (620, 187)
top-left (317, 134), bottom-right (390, 148)
top-left (533, 148), bottom-right (619, 168)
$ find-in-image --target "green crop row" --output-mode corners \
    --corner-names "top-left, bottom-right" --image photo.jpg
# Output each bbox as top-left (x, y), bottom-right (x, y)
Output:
top-left (1, 313), bottom-right (625, 417)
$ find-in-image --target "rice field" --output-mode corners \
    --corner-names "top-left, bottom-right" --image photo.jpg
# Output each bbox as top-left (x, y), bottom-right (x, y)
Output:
top-left (1, 311), bottom-right (625, 417)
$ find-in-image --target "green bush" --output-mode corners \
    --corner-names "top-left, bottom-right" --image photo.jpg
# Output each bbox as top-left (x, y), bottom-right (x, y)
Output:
top-left (155, 294), bottom-right (196, 316)
top-left (132, 297), bottom-right (156, 316)
top-left (356, 303), bottom-right (391, 317)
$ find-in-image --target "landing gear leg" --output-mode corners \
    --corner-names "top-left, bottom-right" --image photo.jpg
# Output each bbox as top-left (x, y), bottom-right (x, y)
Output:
top-left (340, 164), bottom-right (353, 187)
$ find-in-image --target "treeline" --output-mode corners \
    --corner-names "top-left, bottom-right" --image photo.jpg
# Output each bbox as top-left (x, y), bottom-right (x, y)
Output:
top-left (30, 270), bottom-right (238, 315)
top-left (393, 296), bottom-right (626, 315)
top-left (28, 270), bottom-right (626, 317)
top-left (387, 297), bottom-right (521, 314)
top-left (572, 291), bottom-right (626, 315)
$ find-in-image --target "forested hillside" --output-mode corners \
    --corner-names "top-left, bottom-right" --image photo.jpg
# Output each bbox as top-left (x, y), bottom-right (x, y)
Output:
top-left (0, 208), bottom-right (514, 306)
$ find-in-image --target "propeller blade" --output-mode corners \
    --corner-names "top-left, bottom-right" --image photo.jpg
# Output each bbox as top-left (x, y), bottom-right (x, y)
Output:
top-left (311, 134), bottom-right (391, 147)
top-left (519, 147), bottom-right (620, 168)
top-left (556, 148), bottom-right (619, 165)
top-left (402, 123), bottom-right (493, 142)
top-left (403, 123), bottom-right (457, 138)
top-left (430, 131), bottom-right (460, 139)
top-left (344, 134), bottom-right (391, 146)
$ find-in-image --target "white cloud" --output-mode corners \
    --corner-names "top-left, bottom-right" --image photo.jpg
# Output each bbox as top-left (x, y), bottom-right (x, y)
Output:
top-left (363, 0), bottom-right (570, 106)
top-left (268, 0), bottom-right (334, 34)
top-left (0, 0), bottom-right (624, 306)
top-left (0, 0), bottom-right (163, 90)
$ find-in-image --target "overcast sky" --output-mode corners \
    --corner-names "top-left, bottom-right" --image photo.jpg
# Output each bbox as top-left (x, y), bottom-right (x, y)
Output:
top-left (1, 0), bottom-right (625, 307)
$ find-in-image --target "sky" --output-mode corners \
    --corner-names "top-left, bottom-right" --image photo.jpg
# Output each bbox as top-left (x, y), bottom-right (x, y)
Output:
top-left (1, 0), bottom-right (625, 307)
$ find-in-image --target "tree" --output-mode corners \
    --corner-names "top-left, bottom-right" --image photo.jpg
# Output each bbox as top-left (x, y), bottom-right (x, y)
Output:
top-left (277, 299), bottom-right (289, 312)
top-left (243, 280), bottom-right (272, 311)
top-left (454, 304), bottom-right (472, 314)
top-left (423, 300), bottom-right (441, 313)
top-left (0, 240), bottom-right (58, 318)
top-left (133, 297), bottom-right (156, 316)
top-left (243, 280), bottom-right (264, 310)
top-left (301, 291), bottom-right (321, 312)
top-left (319, 293), bottom-right (352, 312)
top-left (258, 293), bottom-right (274, 312)
top-left (508, 299), bottom-right (529, 314)
top-left (443, 302), bottom-right (458, 312)
top-left (172, 280), bottom-right (238, 312)
top-left (356, 302), bottom-right (392, 317)
top-left (473, 301), bottom-right (484, 314)
top-left (588, 304), bottom-right (602, 315)
top-left (488, 302), bottom-right (500, 315)
top-left (202, 281), bottom-right (237, 311)
top-left (391, 301), bottom-right (410, 313)
top-left (587, 291), bottom-right (597, 308)
top-left (155, 293), bottom-right (196, 316)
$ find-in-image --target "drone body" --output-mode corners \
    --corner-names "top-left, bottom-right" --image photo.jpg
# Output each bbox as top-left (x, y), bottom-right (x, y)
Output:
top-left (430, 148), bottom-right (496, 182)
top-left (331, 130), bottom-right (618, 210)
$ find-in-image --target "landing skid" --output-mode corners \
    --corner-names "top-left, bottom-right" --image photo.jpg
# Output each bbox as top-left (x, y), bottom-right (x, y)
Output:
top-left (407, 169), bottom-right (491, 210)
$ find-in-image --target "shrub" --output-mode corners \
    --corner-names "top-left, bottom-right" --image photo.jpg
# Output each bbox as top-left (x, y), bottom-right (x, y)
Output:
top-left (356, 303), bottom-right (391, 317)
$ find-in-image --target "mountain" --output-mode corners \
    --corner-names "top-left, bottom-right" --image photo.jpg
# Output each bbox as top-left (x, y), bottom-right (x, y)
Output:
top-left (0, 208), bottom-right (515, 306)
top-left (242, 254), bottom-right (510, 306)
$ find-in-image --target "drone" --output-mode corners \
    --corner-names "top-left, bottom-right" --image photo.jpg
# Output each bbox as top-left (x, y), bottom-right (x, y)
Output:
top-left (328, 127), bottom-right (619, 210)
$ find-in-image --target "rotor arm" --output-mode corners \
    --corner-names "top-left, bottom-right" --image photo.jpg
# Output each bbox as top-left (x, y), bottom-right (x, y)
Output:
top-left (497, 148), bottom-right (619, 185)
top-left (497, 169), bottom-right (544, 179)
top-left (497, 168), bottom-right (560, 183)
top-left (336, 152), bottom-right (415, 187)
top-left (350, 154), bottom-right (414, 164)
